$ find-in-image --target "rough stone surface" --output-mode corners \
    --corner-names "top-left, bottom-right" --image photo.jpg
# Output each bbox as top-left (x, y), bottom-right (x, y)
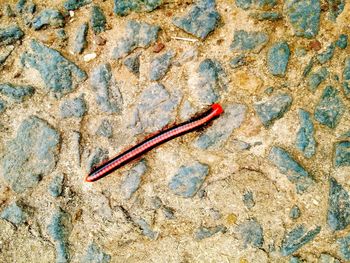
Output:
top-left (267, 42), bottom-right (290, 77)
top-left (73, 23), bottom-right (88, 54)
top-left (289, 205), bottom-right (301, 219)
top-left (32, 9), bottom-right (65, 30)
top-left (120, 160), bottom-right (147, 199)
top-left (91, 5), bottom-right (106, 34)
top-left (123, 53), bottom-right (140, 76)
top-left (82, 243), bottom-right (111, 263)
top-left (308, 67), bottom-right (328, 92)
top-left (237, 219), bottom-right (264, 248)
top-left (0, 83), bottom-right (35, 102)
top-left (96, 119), bottom-right (113, 138)
top-left (317, 43), bottom-right (335, 64)
top-left (334, 141), bottom-right (350, 167)
top-left (64, 0), bottom-right (91, 11)
top-left (342, 57), bottom-right (350, 98)
top-left (60, 95), bottom-right (86, 118)
top-left (0, 25), bottom-right (24, 46)
top-left (236, 0), bottom-right (276, 10)
top-left (149, 50), bottom-right (174, 81)
top-left (338, 235), bottom-right (350, 261)
top-left (194, 225), bottom-right (226, 240)
top-left (336, 34), bottom-right (347, 49)
top-left (114, 0), bottom-right (162, 16)
top-left (296, 109), bottom-right (316, 158)
top-left (48, 173), bottom-right (64, 197)
top-left (0, 202), bottom-right (26, 225)
top-left (230, 30), bottom-right (269, 53)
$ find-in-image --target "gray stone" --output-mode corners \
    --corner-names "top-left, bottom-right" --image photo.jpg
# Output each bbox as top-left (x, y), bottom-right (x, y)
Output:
top-left (328, 0), bottom-right (345, 21)
top-left (21, 40), bottom-right (87, 96)
top-left (64, 0), bottom-right (91, 11)
top-left (235, 0), bottom-right (276, 10)
top-left (284, 0), bottom-right (320, 38)
top-left (229, 54), bottom-right (246, 69)
top-left (289, 205), bottom-right (301, 219)
top-left (120, 160), bottom-right (147, 199)
top-left (328, 177), bottom-right (350, 231)
top-left (280, 225), bottom-right (321, 256)
top-left (85, 148), bottom-right (108, 172)
top-left (0, 202), bottom-right (26, 225)
top-left (296, 109), bottom-right (316, 158)
top-left (268, 146), bottom-right (313, 194)
top-left (32, 9), bottom-right (65, 30)
top-left (267, 42), bottom-right (290, 77)
top-left (237, 218), bottom-right (264, 248)
top-left (48, 173), bottom-right (64, 198)
top-left (149, 50), bottom-right (174, 81)
top-left (254, 93), bottom-right (292, 127)
top-left (194, 225), bottom-right (226, 240)
top-left (163, 206), bottom-right (175, 220)
top-left (130, 83), bottom-right (181, 134)
top-left (342, 57), bottom-right (350, 99)
top-left (135, 218), bottom-right (158, 240)
top-left (114, 0), bottom-right (162, 16)
top-left (96, 119), bottom-right (113, 138)
top-left (124, 53), bottom-right (140, 76)
top-left (336, 34), bottom-right (348, 49)
top-left (0, 25), bottom-right (24, 46)
top-left (0, 46), bottom-right (14, 65)
top-left (317, 43), bottom-right (335, 64)
top-left (230, 30), bottom-right (269, 53)
top-left (90, 63), bottom-right (123, 113)
top-left (0, 100), bottom-right (6, 113)
top-left (303, 57), bottom-right (315, 77)
top-left (73, 23), bottom-right (88, 54)
top-left (249, 11), bottom-right (282, 21)
top-left (1, 116), bottom-right (60, 193)
top-left (334, 141), bottom-right (350, 167)
top-left (0, 83), bottom-right (34, 102)
top-left (82, 243), bottom-right (111, 263)
top-left (91, 5), bottom-right (106, 34)
top-left (242, 191), bottom-right (255, 209)
top-left (172, 0), bottom-right (220, 40)
top-left (338, 235), bottom-right (350, 261)
top-left (60, 95), bottom-right (86, 118)
top-left (168, 162), bottom-right (209, 198)
top-left (194, 104), bottom-right (246, 149)
top-left (308, 67), bottom-right (328, 92)
top-left (314, 86), bottom-right (344, 129)
top-left (112, 20), bottom-right (160, 59)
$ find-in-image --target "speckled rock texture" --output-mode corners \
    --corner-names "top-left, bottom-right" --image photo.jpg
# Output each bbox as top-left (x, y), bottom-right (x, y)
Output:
top-left (1, 0), bottom-right (350, 262)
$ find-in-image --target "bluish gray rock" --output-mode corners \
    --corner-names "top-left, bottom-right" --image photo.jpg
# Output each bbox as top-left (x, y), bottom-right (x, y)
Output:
top-left (314, 86), bottom-right (344, 129)
top-left (237, 218), bottom-right (264, 248)
top-left (328, 0), bottom-right (345, 21)
top-left (0, 83), bottom-right (34, 102)
top-left (16, 0), bottom-right (26, 13)
top-left (190, 59), bottom-right (228, 104)
top-left (0, 46), bottom-right (14, 65)
top-left (91, 5), bottom-right (106, 34)
top-left (90, 63), bottom-right (123, 113)
top-left (335, 141), bottom-right (350, 167)
top-left (86, 148), bottom-right (108, 172)
top-left (1, 116), bottom-right (60, 193)
top-left (82, 243), bottom-right (111, 263)
top-left (303, 57), bottom-right (315, 77)
top-left (328, 177), bottom-right (350, 231)
top-left (0, 25), bottom-right (24, 46)
top-left (235, 0), bottom-right (276, 10)
top-left (169, 162), bottom-right (209, 198)
top-left (194, 104), bottom-right (246, 149)
top-left (163, 206), bottom-right (175, 219)
top-left (250, 11), bottom-right (282, 21)
top-left (4, 4), bottom-right (15, 17)
top-left (0, 202), bottom-right (26, 225)
top-left (114, 0), bottom-right (162, 16)
top-left (229, 54), bottom-right (246, 69)
top-left (230, 30), bottom-right (269, 53)
top-left (172, 0), bottom-right (220, 40)
top-left (64, 0), bottom-right (91, 11)
top-left (243, 191), bottom-right (255, 209)
top-left (0, 100), bottom-right (6, 113)
top-left (336, 34), bottom-right (348, 49)
top-left (269, 146), bottom-right (313, 194)
top-left (112, 20), bottom-right (160, 59)
top-left (120, 160), bottom-right (147, 199)
top-left (267, 42), bottom-right (290, 77)
top-left (149, 51), bottom-right (174, 81)
top-left (135, 218), bottom-right (158, 240)
top-left (194, 225), bottom-right (226, 240)
top-left (130, 83), bottom-right (181, 134)
top-left (21, 40), bottom-right (87, 96)
top-left (254, 93), bottom-right (292, 127)
top-left (308, 67), bottom-right (328, 92)
top-left (56, 29), bottom-right (68, 41)
top-left (32, 9), bottom-right (65, 30)
top-left (289, 205), bottom-right (301, 219)
top-left (338, 235), bottom-right (350, 261)
top-left (317, 43), bottom-right (335, 64)
top-left (47, 209), bottom-right (71, 263)
top-left (284, 0), bottom-right (320, 38)
top-left (280, 225), bottom-right (321, 256)
top-left (73, 23), bottom-right (88, 54)
top-left (124, 53), bottom-right (140, 76)
top-left (342, 57), bottom-right (350, 99)
top-left (60, 95), bottom-right (86, 118)
top-left (296, 109), bottom-right (316, 158)
top-left (96, 119), bottom-right (113, 138)
top-left (48, 173), bottom-right (64, 198)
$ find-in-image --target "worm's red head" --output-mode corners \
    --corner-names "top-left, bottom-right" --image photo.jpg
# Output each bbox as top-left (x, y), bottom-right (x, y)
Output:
top-left (211, 103), bottom-right (224, 116)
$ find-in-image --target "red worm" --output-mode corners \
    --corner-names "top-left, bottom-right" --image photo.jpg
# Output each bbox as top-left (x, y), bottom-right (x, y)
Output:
top-left (85, 103), bottom-right (224, 182)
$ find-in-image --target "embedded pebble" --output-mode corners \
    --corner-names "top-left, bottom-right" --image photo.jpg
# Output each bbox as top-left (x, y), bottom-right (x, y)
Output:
top-left (269, 146), bottom-right (313, 194)
top-left (237, 219), bottom-right (264, 248)
top-left (254, 93), bottom-right (292, 127)
top-left (0, 100), bottom-right (6, 113)
top-left (334, 141), bottom-right (350, 167)
top-left (338, 235), bottom-right (350, 261)
top-left (1, 116), bottom-right (60, 193)
top-left (124, 53), bottom-right (140, 76)
top-left (114, 0), bottom-right (162, 16)
top-left (96, 119), bottom-right (113, 138)
top-left (48, 173), bottom-right (64, 198)
top-left (60, 95), bottom-right (86, 118)
top-left (64, 0), bottom-right (92, 11)
top-left (281, 225), bottom-right (321, 256)
top-left (328, 0), bottom-right (345, 21)
top-left (250, 11), bottom-right (282, 21)
top-left (317, 43), bottom-right (335, 64)
top-left (82, 243), bottom-right (111, 263)
top-left (85, 147), bottom-right (108, 172)
top-left (194, 225), bottom-right (226, 240)
top-left (135, 218), bottom-right (158, 240)
top-left (289, 205), bottom-right (301, 219)
top-left (242, 191), bottom-right (255, 209)
top-left (308, 67), bottom-right (328, 92)
top-left (120, 160), bottom-right (147, 199)
top-left (267, 42), bottom-right (290, 77)
top-left (168, 162), bottom-right (209, 198)
top-left (336, 34), bottom-right (348, 49)
top-left (73, 23), bottom-right (88, 54)
top-left (0, 25), bottom-right (24, 46)
top-left (0, 202), bottom-right (26, 225)
top-left (149, 50), bottom-right (174, 81)
top-left (91, 5), bottom-right (106, 34)
top-left (32, 9), bottom-right (65, 30)
top-left (172, 0), bottom-right (220, 40)
top-left (0, 83), bottom-right (34, 102)
top-left (230, 30), bottom-right (269, 53)
top-left (342, 57), bottom-right (350, 98)
top-left (229, 54), bottom-right (246, 69)
top-left (314, 86), bottom-right (344, 129)
top-left (235, 0), bottom-right (276, 10)
top-left (84, 53), bottom-right (97, 62)
top-left (295, 109), bottom-right (316, 158)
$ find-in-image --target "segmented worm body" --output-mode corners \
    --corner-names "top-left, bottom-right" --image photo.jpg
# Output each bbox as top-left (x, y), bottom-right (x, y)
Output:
top-left (85, 103), bottom-right (224, 182)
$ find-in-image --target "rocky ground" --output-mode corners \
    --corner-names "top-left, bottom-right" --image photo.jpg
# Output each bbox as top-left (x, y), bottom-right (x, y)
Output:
top-left (0, 0), bottom-right (350, 262)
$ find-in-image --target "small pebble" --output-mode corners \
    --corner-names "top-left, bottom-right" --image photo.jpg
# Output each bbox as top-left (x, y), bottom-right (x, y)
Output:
top-left (153, 42), bottom-right (165, 53)
top-left (84, 53), bottom-right (97, 62)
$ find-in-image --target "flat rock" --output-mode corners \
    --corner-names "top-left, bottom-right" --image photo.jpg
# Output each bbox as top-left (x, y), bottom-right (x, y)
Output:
top-left (267, 42), bottom-right (290, 77)
top-left (172, 0), bottom-right (220, 40)
top-left (284, 0), bottom-right (320, 38)
top-left (73, 23), bottom-right (88, 54)
top-left (114, 0), bottom-right (162, 16)
top-left (295, 109), bottom-right (316, 158)
top-left (124, 53), bottom-right (141, 76)
top-left (1, 116), bottom-right (60, 193)
top-left (230, 30), bottom-right (269, 53)
top-left (334, 141), bottom-right (350, 167)
top-left (32, 9), bottom-right (65, 30)
top-left (314, 86), bottom-right (344, 129)
top-left (268, 146), bottom-right (313, 194)
top-left (60, 95), bottom-right (86, 118)
top-left (91, 5), bottom-right (106, 34)
top-left (308, 67), bottom-right (328, 92)
top-left (21, 40), bottom-right (87, 96)
top-left (168, 162), bottom-right (209, 198)
top-left (0, 83), bottom-right (34, 102)
top-left (120, 160), bottom-right (147, 199)
top-left (149, 50), bottom-right (174, 81)
top-left (237, 218), bottom-right (264, 248)
top-left (0, 25), bottom-right (24, 46)
top-left (194, 104), bottom-right (246, 149)
top-left (0, 202), bottom-right (26, 225)
top-left (82, 243), bottom-right (111, 263)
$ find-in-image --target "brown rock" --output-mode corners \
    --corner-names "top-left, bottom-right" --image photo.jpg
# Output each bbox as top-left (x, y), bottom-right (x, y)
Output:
top-left (153, 42), bottom-right (165, 53)
top-left (309, 40), bottom-right (322, 51)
